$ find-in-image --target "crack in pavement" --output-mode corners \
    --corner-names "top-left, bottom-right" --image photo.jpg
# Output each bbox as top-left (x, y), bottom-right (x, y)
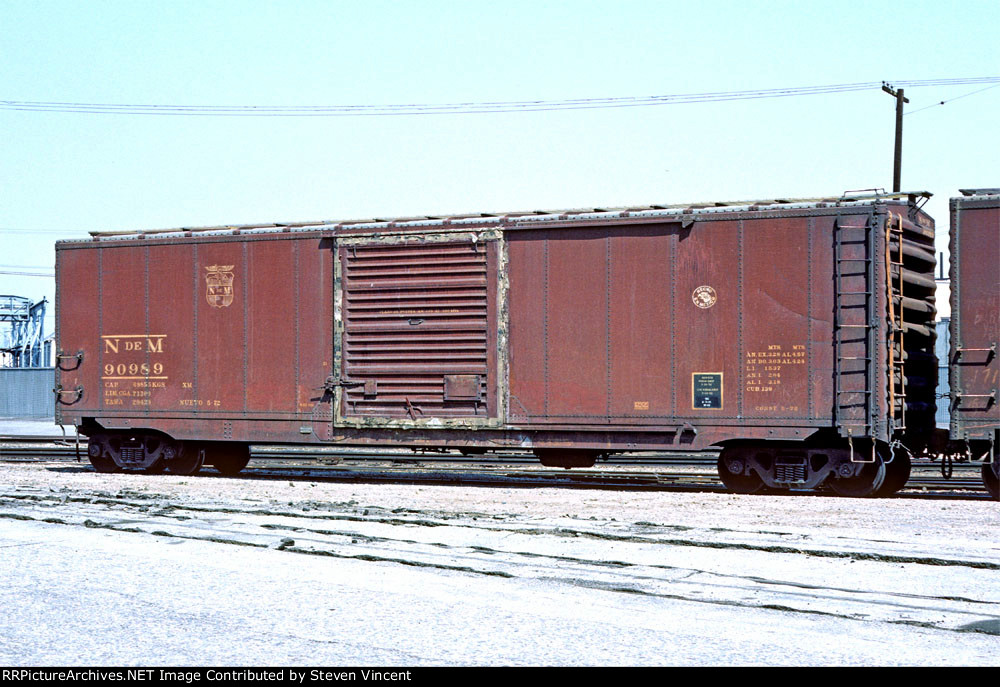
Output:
top-left (553, 578), bottom-right (1000, 636)
top-left (4, 495), bottom-right (997, 572)
top-left (6, 509), bottom-right (998, 631)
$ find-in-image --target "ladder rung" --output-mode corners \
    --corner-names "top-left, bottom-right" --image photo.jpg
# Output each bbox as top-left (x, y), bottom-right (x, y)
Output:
top-left (838, 390), bottom-right (872, 395)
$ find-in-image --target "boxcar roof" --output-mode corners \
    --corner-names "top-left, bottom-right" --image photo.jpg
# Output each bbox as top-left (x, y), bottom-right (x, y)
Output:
top-left (60, 190), bottom-right (930, 244)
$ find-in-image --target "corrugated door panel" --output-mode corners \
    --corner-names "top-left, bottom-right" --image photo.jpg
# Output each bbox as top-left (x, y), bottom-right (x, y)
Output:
top-left (341, 240), bottom-right (495, 419)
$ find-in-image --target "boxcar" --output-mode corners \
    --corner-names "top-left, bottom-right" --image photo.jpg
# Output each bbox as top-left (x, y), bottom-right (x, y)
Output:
top-left (949, 189), bottom-right (1000, 498)
top-left (55, 192), bottom-right (938, 496)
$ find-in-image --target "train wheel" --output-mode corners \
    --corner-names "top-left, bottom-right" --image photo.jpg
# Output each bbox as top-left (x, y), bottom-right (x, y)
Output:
top-left (87, 437), bottom-right (120, 473)
top-left (144, 459), bottom-right (167, 474)
top-left (717, 452), bottom-right (765, 494)
top-left (89, 455), bottom-right (121, 473)
top-left (874, 449), bottom-right (911, 497)
top-left (209, 444), bottom-right (251, 477)
top-left (982, 462), bottom-right (1000, 500)
top-left (165, 443), bottom-right (204, 476)
top-left (829, 454), bottom-right (886, 497)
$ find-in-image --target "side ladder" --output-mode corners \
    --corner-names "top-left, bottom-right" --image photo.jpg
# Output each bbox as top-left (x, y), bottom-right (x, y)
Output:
top-left (886, 212), bottom-right (907, 431)
top-left (834, 214), bottom-right (876, 460)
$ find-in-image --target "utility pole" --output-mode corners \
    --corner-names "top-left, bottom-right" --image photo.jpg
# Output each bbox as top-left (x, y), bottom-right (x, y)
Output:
top-left (881, 82), bottom-right (909, 193)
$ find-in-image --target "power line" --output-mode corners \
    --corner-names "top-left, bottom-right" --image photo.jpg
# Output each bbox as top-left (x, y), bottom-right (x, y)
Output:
top-left (0, 270), bottom-right (54, 277)
top-left (0, 84), bottom-right (878, 116)
top-left (2, 77), bottom-right (998, 117)
top-left (905, 83), bottom-right (1000, 116)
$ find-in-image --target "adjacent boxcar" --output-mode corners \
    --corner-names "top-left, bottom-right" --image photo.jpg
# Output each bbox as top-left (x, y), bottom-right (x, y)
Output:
top-left (949, 189), bottom-right (1000, 498)
top-left (55, 192), bottom-right (938, 495)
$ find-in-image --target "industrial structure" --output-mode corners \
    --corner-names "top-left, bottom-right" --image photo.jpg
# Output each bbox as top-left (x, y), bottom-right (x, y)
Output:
top-left (1, 295), bottom-right (48, 368)
top-left (0, 295), bottom-right (54, 418)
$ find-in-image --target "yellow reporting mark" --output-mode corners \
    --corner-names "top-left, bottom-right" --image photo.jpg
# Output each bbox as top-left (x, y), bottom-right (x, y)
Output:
top-left (101, 334), bottom-right (167, 354)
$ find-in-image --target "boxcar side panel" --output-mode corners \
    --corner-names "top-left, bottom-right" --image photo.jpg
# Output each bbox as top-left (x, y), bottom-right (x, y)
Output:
top-left (147, 243), bottom-right (196, 416)
top-left (506, 231), bottom-right (547, 422)
top-left (296, 238), bottom-right (335, 421)
top-left (99, 246), bottom-right (155, 416)
top-left (671, 219), bottom-right (740, 417)
top-left (54, 248), bottom-right (100, 420)
top-left (544, 228), bottom-right (611, 419)
top-left (246, 240), bottom-right (297, 413)
top-left (608, 224), bottom-right (673, 421)
top-left (57, 197), bottom-right (932, 457)
top-left (58, 234), bottom-right (337, 443)
top-left (507, 215), bottom-right (832, 432)
top-left (741, 216), bottom-right (819, 420)
top-left (194, 241), bottom-right (248, 416)
top-left (507, 224), bottom-right (677, 424)
top-left (808, 216), bottom-right (836, 422)
top-left (950, 196), bottom-right (1000, 439)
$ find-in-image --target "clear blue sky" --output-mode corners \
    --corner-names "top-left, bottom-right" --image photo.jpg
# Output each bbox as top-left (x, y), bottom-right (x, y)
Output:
top-left (2, 0), bottom-right (998, 333)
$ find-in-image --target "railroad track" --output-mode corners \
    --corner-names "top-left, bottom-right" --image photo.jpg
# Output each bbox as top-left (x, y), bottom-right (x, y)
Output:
top-left (0, 438), bottom-right (720, 465)
top-left (215, 460), bottom-right (993, 497)
top-left (1, 438), bottom-right (990, 497)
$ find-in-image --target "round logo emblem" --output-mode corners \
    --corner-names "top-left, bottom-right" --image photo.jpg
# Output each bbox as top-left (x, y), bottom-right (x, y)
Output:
top-left (692, 285), bottom-right (717, 309)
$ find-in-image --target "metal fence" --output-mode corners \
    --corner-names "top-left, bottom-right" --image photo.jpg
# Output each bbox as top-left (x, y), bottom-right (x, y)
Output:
top-left (0, 367), bottom-right (55, 418)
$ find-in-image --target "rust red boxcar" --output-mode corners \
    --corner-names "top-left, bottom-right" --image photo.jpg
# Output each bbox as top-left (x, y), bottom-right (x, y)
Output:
top-left (55, 192), bottom-right (938, 495)
top-left (949, 189), bottom-right (1000, 498)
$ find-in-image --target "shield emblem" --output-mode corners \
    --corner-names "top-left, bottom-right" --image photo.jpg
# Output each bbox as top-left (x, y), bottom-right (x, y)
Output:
top-left (205, 265), bottom-right (235, 308)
